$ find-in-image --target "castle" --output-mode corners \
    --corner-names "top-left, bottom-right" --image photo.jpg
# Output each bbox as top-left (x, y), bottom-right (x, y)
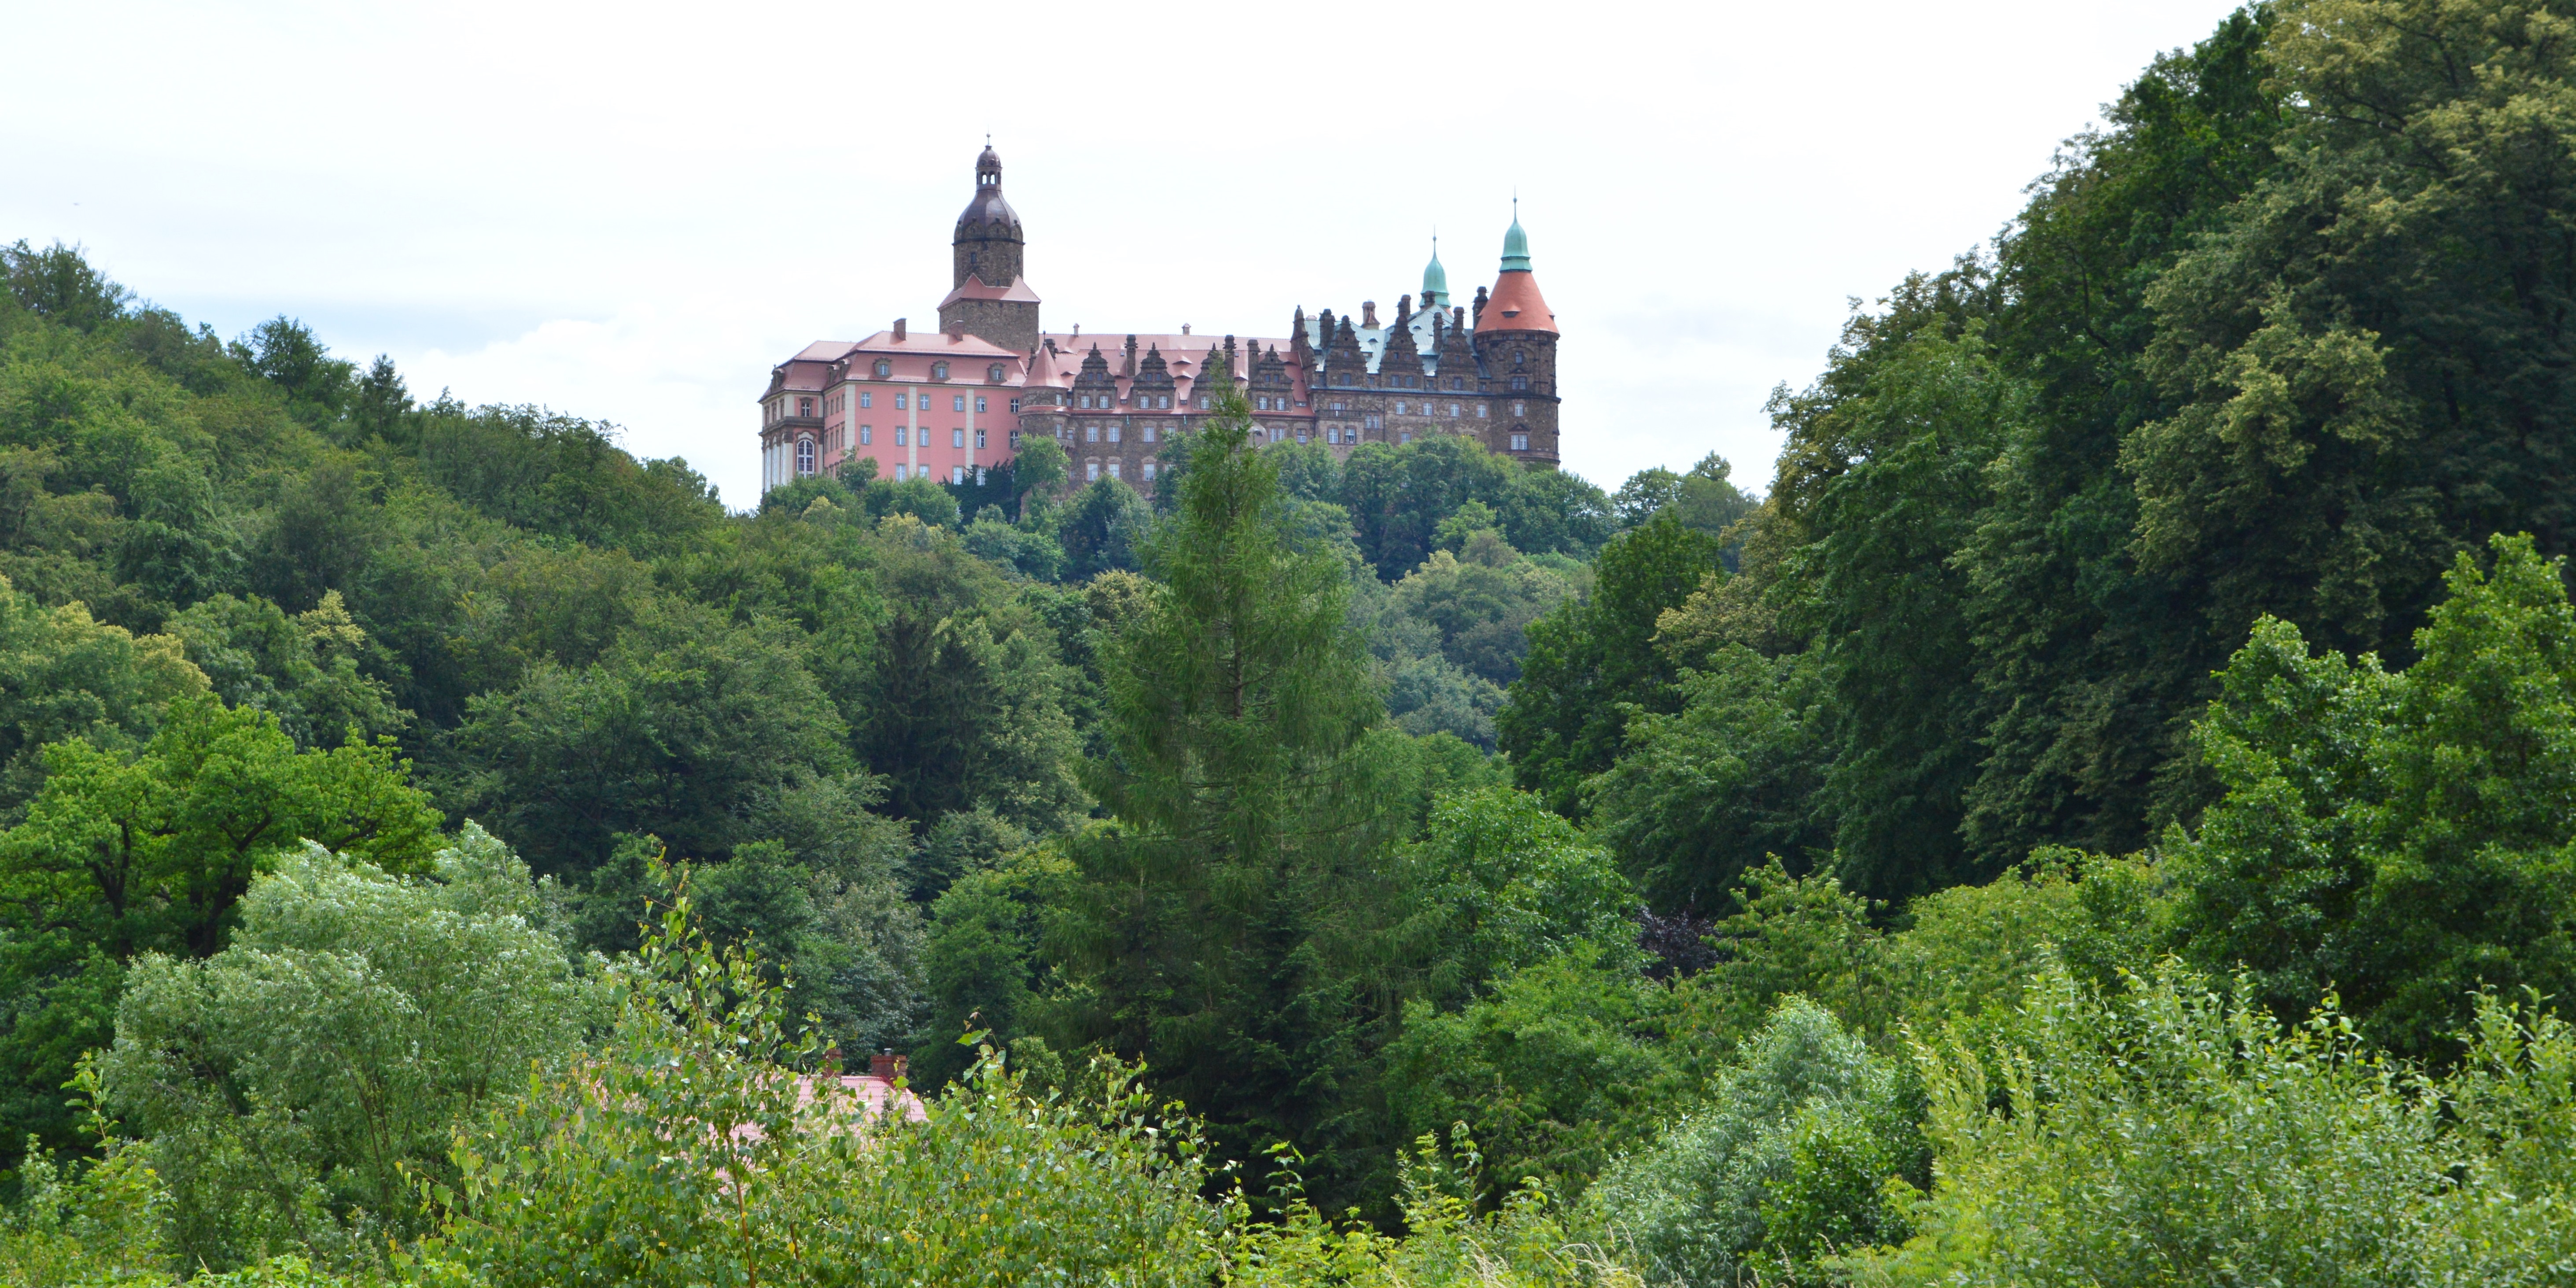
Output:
top-left (756, 146), bottom-right (1560, 496)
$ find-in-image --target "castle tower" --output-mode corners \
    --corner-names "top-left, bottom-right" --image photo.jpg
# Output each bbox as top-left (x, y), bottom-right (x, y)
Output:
top-left (1472, 203), bottom-right (1560, 467)
top-left (938, 144), bottom-right (1043, 354)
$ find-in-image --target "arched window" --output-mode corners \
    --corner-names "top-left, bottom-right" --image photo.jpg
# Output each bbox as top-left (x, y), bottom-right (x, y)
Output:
top-left (988, 363), bottom-right (1006, 382)
top-left (874, 360), bottom-right (892, 378)
top-left (795, 438), bottom-right (816, 475)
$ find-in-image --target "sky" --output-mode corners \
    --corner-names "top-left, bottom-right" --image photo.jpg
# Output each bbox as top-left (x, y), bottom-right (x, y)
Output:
top-left (2, 0), bottom-right (2250, 509)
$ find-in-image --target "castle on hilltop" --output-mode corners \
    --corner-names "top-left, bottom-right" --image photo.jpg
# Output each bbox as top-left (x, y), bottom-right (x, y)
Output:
top-left (756, 147), bottom-right (1560, 496)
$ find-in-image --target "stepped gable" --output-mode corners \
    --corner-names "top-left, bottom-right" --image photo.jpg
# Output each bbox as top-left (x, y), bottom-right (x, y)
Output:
top-left (1436, 310), bottom-right (1479, 385)
top-left (1379, 295), bottom-right (1425, 385)
top-left (1322, 316), bottom-right (1368, 386)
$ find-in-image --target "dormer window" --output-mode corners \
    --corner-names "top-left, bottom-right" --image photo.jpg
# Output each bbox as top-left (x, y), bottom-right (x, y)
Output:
top-left (932, 361), bottom-right (949, 380)
top-left (874, 360), bottom-right (892, 378)
top-left (988, 363), bottom-right (1006, 382)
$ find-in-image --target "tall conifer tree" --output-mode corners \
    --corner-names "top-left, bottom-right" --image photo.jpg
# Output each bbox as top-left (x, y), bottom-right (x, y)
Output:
top-left (1048, 390), bottom-right (1402, 1191)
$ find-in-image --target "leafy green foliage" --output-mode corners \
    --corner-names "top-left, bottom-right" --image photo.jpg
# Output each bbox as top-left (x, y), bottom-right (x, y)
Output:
top-left (435, 902), bottom-right (1220, 1288)
top-left (1857, 967), bottom-right (2576, 1286)
top-left (95, 833), bottom-right (594, 1270)
top-left (1498, 513), bottom-right (1721, 816)
top-left (1587, 998), bottom-right (1924, 1288)
top-left (2172, 534), bottom-right (2576, 1059)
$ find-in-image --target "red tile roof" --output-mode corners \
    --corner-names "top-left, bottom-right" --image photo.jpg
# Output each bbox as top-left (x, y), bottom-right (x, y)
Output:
top-left (1480, 270), bottom-right (1556, 334)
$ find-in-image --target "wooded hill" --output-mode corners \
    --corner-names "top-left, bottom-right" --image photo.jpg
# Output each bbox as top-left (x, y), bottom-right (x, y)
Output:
top-left (9, 1), bottom-right (2576, 1283)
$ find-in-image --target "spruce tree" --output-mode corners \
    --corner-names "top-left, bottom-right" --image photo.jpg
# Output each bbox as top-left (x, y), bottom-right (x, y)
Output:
top-left (1048, 390), bottom-right (1403, 1199)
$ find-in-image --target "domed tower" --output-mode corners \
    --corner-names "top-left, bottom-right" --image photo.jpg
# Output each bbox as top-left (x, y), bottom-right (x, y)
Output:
top-left (1472, 202), bottom-right (1560, 467)
top-left (938, 144), bottom-right (1042, 354)
top-left (1420, 237), bottom-right (1450, 311)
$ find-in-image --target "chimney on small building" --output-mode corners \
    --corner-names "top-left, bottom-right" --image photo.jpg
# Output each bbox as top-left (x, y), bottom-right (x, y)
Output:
top-left (1361, 301), bottom-right (1379, 328)
top-left (894, 317), bottom-right (907, 341)
top-left (870, 1049), bottom-right (907, 1082)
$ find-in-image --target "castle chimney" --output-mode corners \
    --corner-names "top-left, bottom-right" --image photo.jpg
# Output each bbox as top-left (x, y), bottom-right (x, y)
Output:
top-left (1398, 294), bottom-right (1413, 318)
top-left (1361, 301), bottom-right (1379, 328)
top-left (1454, 305), bottom-right (1467, 331)
top-left (870, 1049), bottom-right (907, 1082)
top-left (1182, 323), bottom-right (1191, 335)
top-left (894, 317), bottom-right (907, 341)
top-left (947, 317), bottom-right (965, 339)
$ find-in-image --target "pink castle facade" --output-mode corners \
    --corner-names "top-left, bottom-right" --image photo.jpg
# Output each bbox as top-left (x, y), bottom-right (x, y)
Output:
top-left (757, 147), bottom-right (1561, 497)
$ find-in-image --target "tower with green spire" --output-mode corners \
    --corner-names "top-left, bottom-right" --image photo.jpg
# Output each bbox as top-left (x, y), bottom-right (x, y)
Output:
top-left (1421, 236), bottom-right (1449, 310)
top-left (1473, 197), bottom-right (1559, 469)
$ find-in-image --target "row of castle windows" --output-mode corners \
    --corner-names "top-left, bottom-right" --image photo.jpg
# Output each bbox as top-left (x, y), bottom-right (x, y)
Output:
top-left (837, 391), bottom-right (991, 413)
top-left (842, 426), bottom-right (990, 449)
top-left (865, 360), bottom-right (1011, 383)
top-left (1082, 460), bottom-right (1158, 483)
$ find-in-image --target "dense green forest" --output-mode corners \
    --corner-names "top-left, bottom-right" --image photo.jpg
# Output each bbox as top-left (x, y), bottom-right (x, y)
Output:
top-left (10, 0), bottom-right (2576, 1282)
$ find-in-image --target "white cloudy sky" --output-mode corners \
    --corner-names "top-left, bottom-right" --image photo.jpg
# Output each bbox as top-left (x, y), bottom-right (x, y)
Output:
top-left (4, 0), bottom-right (2247, 508)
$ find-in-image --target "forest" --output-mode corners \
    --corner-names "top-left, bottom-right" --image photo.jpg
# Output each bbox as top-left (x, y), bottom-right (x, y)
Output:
top-left (8, 0), bottom-right (2576, 1282)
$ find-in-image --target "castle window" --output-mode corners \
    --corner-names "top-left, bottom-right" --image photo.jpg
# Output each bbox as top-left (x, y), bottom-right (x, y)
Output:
top-left (1450, 377), bottom-right (1465, 390)
top-left (798, 397), bottom-right (814, 417)
top-left (1511, 433), bottom-right (1530, 452)
top-left (953, 394), bottom-right (967, 412)
top-left (1107, 425), bottom-right (1121, 443)
top-left (1477, 404), bottom-right (1489, 418)
top-left (975, 429), bottom-right (987, 449)
top-left (1009, 430), bottom-right (1021, 446)
top-left (796, 438), bottom-right (815, 474)
top-left (1158, 395), bottom-right (1171, 408)
top-left (860, 426), bottom-right (872, 445)
top-left (1142, 461), bottom-right (1157, 480)
top-left (860, 392), bottom-right (873, 408)
top-left (932, 362), bottom-right (950, 380)
top-left (976, 466), bottom-right (988, 485)
top-left (952, 429), bottom-right (966, 448)
top-left (975, 396), bottom-right (988, 412)
top-left (1086, 462), bottom-right (1100, 481)
top-left (1512, 401), bottom-right (1527, 416)
top-left (896, 427), bottom-right (908, 445)
top-left (874, 360), bottom-right (891, 377)
top-left (988, 364), bottom-right (1005, 382)
top-left (1085, 425), bottom-right (1098, 442)
top-left (1394, 401), bottom-right (1408, 415)
top-left (1513, 351), bottom-right (1526, 368)
top-left (1400, 432), bottom-right (1412, 444)
top-left (1142, 424), bottom-right (1157, 443)
top-left (1511, 375), bottom-right (1529, 391)
top-left (951, 466), bottom-right (966, 485)
top-left (1449, 403), bottom-right (1462, 417)
top-left (1296, 430), bottom-right (1309, 444)
top-left (1107, 461), bottom-right (1121, 479)
top-left (895, 393), bottom-right (908, 410)
top-left (1010, 398), bottom-right (1021, 412)
top-left (1364, 414), bottom-right (1383, 430)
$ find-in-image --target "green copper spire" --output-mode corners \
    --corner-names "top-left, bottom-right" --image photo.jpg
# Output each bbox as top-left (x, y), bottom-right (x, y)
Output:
top-left (1422, 235), bottom-right (1449, 307)
top-left (1500, 198), bottom-right (1531, 272)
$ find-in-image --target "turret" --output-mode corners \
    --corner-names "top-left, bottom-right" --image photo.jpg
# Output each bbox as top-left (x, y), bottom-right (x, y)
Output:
top-left (1472, 202), bottom-right (1560, 467)
top-left (939, 144), bottom-right (1043, 353)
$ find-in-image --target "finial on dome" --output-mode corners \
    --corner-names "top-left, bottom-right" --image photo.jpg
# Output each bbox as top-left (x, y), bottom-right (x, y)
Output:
top-left (1500, 200), bottom-right (1531, 273)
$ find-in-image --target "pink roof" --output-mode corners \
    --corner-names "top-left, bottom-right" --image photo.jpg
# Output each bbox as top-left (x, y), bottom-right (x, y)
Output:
top-left (937, 275), bottom-right (1043, 307)
top-left (848, 329), bottom-right (1021, 357)
top-left (795, 1072), bottom-right (927, 1123)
